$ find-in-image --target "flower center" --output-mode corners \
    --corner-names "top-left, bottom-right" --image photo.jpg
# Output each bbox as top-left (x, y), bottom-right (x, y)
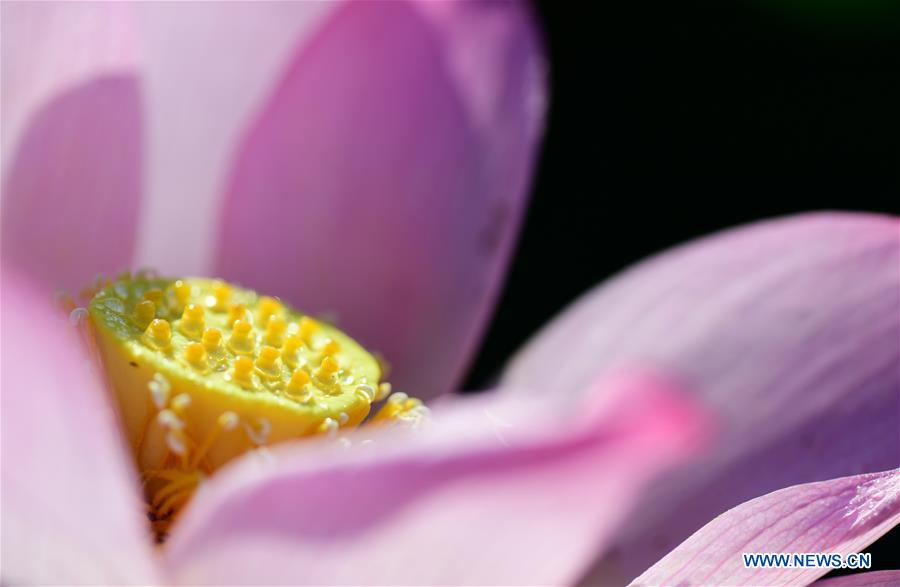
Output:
top-left (87, 274), bottom-right (407, 540)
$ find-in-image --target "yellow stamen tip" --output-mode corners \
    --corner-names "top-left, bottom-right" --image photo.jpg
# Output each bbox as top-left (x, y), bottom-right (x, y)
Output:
top-left (282, 333), bottom-right (302, 353)
top-left (202, 327), bottom-right (223, 351)
top-left (173, 280), bottom-right (191, 306)
top-left (226, 303), bottom-right (249, 327)
top-left (298, 316), bottom-right (319, 342)
top-left (145, 318), bottom-right (172, 349)
top-left (171, 392), bottom-right (191, 414)
top-left (143, 288), bottom-right (164, 306)
top-left (257, 296), bottom-right (281, 325)
top-left (180, 304), bottom-right (205, 337)
top-left (287, 369), bottom-right (310, 393)
top-left (184, 342), bottom-right (206, 369)
top-left (232, 356), bottom-right (254, 383)
top-left (318, 356), bottom-right (339, 376)
top-left (211, 281), bottom-right (232, 310)
top-left (321, 339), bottom-right (341, 356)
top-left (281, 333), bottom-right (303, 368)
top-left (256, 345), bottom-right (281, 373)
top-left (264, 316), bottom-right (287, 346)
top-left (135, 300), bottom-right (156, 326)
top-left (229, 320), bottom-right (255, 355)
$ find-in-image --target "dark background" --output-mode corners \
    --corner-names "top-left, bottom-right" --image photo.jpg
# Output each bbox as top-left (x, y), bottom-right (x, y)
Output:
top-left (464, 0), bottom-right (899, 575)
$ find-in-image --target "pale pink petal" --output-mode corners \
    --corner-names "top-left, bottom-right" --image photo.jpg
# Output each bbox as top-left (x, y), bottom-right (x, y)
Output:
top-left (1, 3), bottom-right (143, 294)
top-left (502, 212), bottom-right (900, 580)
top-left (133, 1), bottom-right (335, 276)
top-left (0, 1), bottom-right (138, 171)
top-left (632, 470), bottom-right (900, 586)
top-left (0, 268), bottom-right (159, 584)
top-left (816, 570), bottom-right (900, 586)
top-left (214, 0), bottom-right (546, 399)
top-left (163, 372), bottom-right (706, 585)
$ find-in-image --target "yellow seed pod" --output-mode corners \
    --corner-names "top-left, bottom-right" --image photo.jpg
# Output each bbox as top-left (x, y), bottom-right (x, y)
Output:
top-left (88, 275), bottom-right (381, 478)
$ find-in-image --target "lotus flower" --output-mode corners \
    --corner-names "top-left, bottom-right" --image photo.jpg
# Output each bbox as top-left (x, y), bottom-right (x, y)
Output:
top-left (3, 2), bottom-right (899, 586)
top-left (1, 0), bottom-right (546, 400)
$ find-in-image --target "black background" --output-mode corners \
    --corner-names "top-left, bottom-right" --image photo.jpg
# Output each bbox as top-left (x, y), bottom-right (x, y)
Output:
top-left (464, 0), bottom-right (899, 575)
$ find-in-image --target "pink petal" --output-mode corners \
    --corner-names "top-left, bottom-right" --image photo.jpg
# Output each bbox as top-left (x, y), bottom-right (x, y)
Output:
top-left (1, 3), bottom-right (143, 294)
top-left (133, 1), bottom-right (334, 276)
top-left (632, 470), bottom-right (900, 586)
top-left (0, 2), bottom-right (138, 170)
top-left (816, 571), bottom-right (900, 586)
top-left (163, 372), bottom-right (706, 585)
top-left (0, 268), bottom-right (159, 584)
top-left (502, 212), bottom-right (900, 581)
top-left (214, 0), bottom-right (546, 398)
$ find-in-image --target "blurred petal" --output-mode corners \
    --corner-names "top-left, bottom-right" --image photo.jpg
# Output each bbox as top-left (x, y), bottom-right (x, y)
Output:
top-left (1, 77), bottom-right (142, 294)
top-left (502, 212), bottom-right (900, 580)
top-left (0, 268), bottom-right (159, 584)
top-left (816, 571), bottom-right (900, 586)
top-left (1, 2), bottom-right (142, 294)
top-left (134, 1), bottom-right (335, 276)
top-left (163, 372), bottom-right (706, 585)
top-left (215, 0), bottom-right (546, 398)
top-left (0, 1), bottom-right (138, 171)
top-left (631, 470), bottom-right (900, 586)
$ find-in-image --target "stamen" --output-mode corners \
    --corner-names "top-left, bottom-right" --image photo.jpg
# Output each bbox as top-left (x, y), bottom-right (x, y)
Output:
top-left (371, 392), bottom-right (430, 429)
top-left (376, 382), bottom-right (392, 401)
top-left (68, 307), bottom-right (89, 327)
top-left (190, 411), bottom-right (239, 469)
top-left (356, 384), bottom-right (376, 402)
top-left (148, 373), bottom-right (171, 409)
top-left (244, 417), bottom-right (271, 446)
top-left (319, 417), bottom-right (339, 437)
